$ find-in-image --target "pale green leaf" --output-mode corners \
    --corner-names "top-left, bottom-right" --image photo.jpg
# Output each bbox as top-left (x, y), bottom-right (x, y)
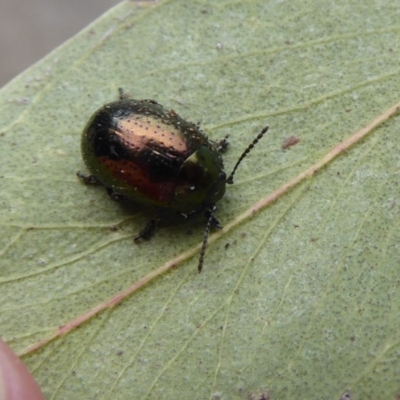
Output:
top-left (1, 1), bottom-right (400, 399)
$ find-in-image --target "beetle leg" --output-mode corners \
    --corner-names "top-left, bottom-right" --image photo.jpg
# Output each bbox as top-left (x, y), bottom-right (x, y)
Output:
top-left (76, 171), bottom-right (99, 185)
top-left (134, 218), bottom-right (159, 242)
top-left (205, 208), bottom-right (223, 230)
top-left (216, 134), bottom-right (230, 153)
top-left (209, 215), bottom-right (222, 229)
top-left (118, 87), bottom-right (130, 100)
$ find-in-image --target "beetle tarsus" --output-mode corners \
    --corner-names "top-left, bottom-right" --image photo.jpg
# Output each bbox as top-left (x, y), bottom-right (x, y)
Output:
top-left (216, 135), bottom-right (230, 153)
top-left (205, 207), bottom-right (223, 230)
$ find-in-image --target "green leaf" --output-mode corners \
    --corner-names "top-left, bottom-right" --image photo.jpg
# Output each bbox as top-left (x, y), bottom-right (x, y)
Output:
top-left (1, 1), bottom-right (400, 399)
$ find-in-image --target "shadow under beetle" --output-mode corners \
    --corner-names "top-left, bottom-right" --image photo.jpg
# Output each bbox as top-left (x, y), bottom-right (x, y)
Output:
top-left (77, 89), bottom-right (268, 272)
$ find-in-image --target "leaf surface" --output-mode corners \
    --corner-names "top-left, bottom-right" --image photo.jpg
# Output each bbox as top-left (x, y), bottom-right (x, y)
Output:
top-left (1, 1), bottom-right (400, 399)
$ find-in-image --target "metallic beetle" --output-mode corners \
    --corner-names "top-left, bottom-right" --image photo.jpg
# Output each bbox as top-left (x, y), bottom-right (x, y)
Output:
top-left (78, 91), bottom-right (267, 272)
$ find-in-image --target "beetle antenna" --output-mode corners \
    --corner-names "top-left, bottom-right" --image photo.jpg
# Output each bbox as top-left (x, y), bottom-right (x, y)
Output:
top-left (226, 126), bottom-right (269, 184)
top-left (198, 204), bottom-right (219, 273)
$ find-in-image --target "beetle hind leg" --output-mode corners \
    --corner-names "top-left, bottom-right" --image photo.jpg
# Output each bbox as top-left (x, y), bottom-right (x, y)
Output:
top-left (134, 218), bottom-right (159, 242)
top-left (76, 171), bottom-right (99, 185)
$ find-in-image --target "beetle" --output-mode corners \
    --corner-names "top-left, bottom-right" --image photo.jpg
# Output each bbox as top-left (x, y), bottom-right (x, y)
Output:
top-left (77, 89), bottom-right (268, 272)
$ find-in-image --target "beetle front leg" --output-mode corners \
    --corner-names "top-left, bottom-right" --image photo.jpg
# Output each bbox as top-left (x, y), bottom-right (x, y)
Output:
top-left (216, 135), bottom-right (230, 153)
top-left (205, 208), bottom-right (223, 230)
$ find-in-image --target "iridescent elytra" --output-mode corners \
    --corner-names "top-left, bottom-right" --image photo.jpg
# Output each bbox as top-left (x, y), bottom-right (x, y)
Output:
top-left (78, 89), bottom-right (268, 272)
